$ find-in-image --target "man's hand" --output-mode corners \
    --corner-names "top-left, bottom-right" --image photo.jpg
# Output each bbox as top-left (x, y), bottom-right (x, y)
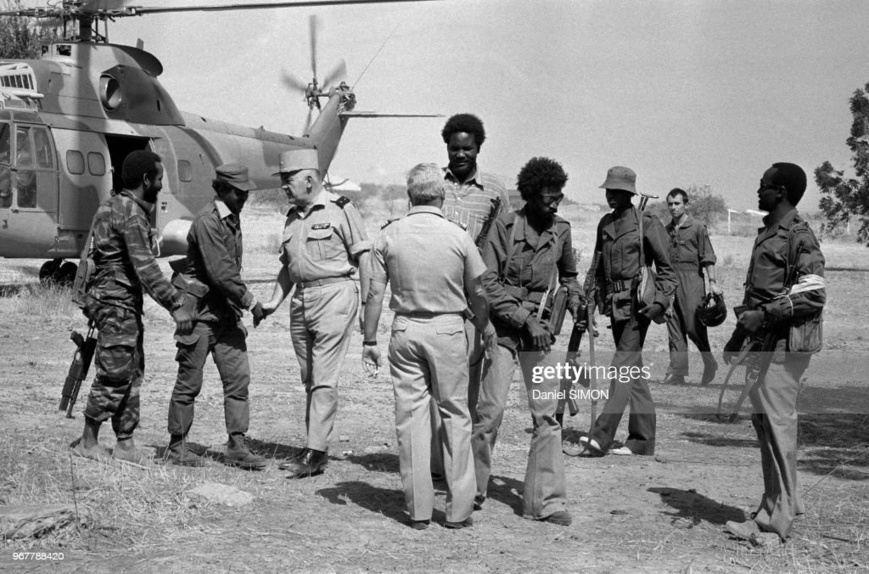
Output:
top-left (251, 302), bottom-right (265, 327)
top-left (362, 345), bottom-right (380, 377)
top-left (737, 309), bottom-right (764, 334)
top-left (525, 316), bottom-right (552, 352)
top-left (710, 282), bottom-right (724, 296)
top-left (639, 302), bottom-right (665, 322)
top-left (171, 306), bottom-right (194, 336)
top-left (723, 329), bottom-right (747, 365)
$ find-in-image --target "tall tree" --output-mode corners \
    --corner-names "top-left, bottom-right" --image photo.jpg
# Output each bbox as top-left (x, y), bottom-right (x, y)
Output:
top-left (0, 1), bottom-right (56, 60)
top-left (815, 82), bottom-right (869, 245)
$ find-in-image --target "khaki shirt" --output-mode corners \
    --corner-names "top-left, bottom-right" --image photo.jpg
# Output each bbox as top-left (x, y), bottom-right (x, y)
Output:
top-left (665, 214), bottom-right (717, 271)
top-left (482, 208), bottom-right (582, 346)
top-left (594, 206), bottom-right (676, 322)
top-left (442, 166), bottom-right (510, 248)
top-left (370, 205), bottom-right (486, 314)
top-left (744, 208), bottom-right (825, 322)
top-left (279, 190), bottom-right (371, 284)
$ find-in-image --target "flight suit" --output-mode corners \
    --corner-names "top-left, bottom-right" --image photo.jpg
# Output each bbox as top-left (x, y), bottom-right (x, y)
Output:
top-left (590, 206), bottom-right (676, 455)
top-left (280, 190), bottom-right (370, 452)
top-left (664, 214), bottom-right (717, 378)
top-left (431, 167), bottom-right (510, 474)
top-left (83, 190), bottom-right (183, 439)
top-left (480, 208), bottom-right (582, 520)
top-left (370, 205), bottom-right (485, 523)
top-left (735, 208), bottom-right (825, 539)
top-left (169, 199), bottom-right (259, 440)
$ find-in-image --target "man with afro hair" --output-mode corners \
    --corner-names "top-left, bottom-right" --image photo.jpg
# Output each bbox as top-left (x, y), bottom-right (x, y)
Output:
top-left (477, 156), bottom-right (583, 526)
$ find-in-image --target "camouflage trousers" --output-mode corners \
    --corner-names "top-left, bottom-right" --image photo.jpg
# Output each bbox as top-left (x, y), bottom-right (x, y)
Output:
top-left (83, 302), bottom-right (145, 440)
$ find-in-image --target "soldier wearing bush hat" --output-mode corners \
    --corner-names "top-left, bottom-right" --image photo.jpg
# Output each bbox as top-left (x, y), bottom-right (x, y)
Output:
top-left (579, 165), bottom-right (676, 458)
top-left (262, 146), bottom-right (371, 479)
top-left (165, 162), bottom-right (266, 470)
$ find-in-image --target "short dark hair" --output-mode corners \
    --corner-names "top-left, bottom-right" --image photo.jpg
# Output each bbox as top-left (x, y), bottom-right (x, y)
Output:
top-left (768, 162), bottom-right (807, 206)
top-left (212, 179), bottom-right (235, 196)
top-left (516, 157), bottom-right (568, 201)
top-left (441, 113), bottom-right (486, 148)
top-left (122, 150), bottom-right (162, 190)
top-left (667, 188), bottom-right (689, 203)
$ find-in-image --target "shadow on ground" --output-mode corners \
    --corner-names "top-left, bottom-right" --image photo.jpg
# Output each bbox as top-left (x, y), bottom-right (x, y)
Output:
top-left (649, 487), bottom-right (745, 527)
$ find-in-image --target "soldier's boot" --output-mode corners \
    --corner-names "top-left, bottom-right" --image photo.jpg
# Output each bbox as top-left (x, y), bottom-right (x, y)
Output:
top-left (112, 437), bottom-right (152, 465)
top-left (555, 412), bottom-right (564, 428)
top-left (165, 434), bottom-right (207, 467)
top-left (224, 434), bottom-right (267, 471)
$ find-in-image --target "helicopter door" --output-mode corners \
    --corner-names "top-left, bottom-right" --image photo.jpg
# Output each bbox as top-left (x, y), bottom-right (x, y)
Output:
top-left (52, 128), bottom-right (113, 231)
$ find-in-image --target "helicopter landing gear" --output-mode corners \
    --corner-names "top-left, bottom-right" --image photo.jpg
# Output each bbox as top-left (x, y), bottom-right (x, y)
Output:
top-left (39, 259), bottom-right (77, 287)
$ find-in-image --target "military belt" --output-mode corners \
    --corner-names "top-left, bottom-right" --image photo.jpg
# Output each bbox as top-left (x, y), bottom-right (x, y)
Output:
top-left (608, 278), bottom-right (631, 292)
top-left (296, 276), bottom-right (352, 290)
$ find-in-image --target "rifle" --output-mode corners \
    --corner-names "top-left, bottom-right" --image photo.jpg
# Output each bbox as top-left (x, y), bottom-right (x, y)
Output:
top-left (560, 251), bottom-right (600, 424)
top-left (59, 323), bottom-right (97, 418)
top-left (717, 235), bottom-right (809, 421)
top-left (465, 197), bottom-right (503, 324)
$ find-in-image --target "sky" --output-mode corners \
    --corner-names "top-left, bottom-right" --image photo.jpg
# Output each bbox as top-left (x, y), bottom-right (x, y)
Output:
top-left (27, 0), bottom-right (869, 211)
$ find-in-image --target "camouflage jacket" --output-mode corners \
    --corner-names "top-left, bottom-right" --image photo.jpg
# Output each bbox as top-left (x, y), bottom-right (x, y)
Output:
top-left (87, 190), bottom-right (182, 313)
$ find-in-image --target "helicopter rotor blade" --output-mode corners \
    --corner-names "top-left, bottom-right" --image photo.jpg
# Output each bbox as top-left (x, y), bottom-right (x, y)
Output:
top-left (125, 1), bottom-right (441, 16)
top-left (322, 59), bottom-right (347, 90)
top-left (303, 107), bottom-right (314, 135)
top-left (281, 70), bottom-right (308, 94)
top-left (309, 14), bottom-right (319, 82)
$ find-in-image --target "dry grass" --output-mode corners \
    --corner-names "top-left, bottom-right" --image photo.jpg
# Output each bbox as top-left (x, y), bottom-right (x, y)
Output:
top-left (1, 205), bottom-right (867, 572)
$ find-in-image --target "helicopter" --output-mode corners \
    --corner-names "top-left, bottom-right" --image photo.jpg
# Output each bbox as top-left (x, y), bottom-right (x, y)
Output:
top-left (0, 0), bottom-right (437, 284)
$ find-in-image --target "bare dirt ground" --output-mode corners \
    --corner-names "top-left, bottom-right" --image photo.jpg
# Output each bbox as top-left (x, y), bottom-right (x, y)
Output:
top-left (1, 204), bottom-right (867, 573)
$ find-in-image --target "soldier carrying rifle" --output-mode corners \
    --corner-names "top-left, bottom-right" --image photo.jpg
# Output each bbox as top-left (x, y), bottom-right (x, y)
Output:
top-left (723, 163), bottom-right (826, 546)
top-left (69, 151), bottom-right (193, 464)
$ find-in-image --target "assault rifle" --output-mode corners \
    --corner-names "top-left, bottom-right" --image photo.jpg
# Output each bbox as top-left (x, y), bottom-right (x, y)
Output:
top-left (717, 235), bottom-right (809, 421)
top-left (59, 323), bottom-right (97, 418)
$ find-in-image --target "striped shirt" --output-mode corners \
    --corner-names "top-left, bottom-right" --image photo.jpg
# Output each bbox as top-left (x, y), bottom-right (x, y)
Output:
top-left (442, 166), bottom-right (509, 249)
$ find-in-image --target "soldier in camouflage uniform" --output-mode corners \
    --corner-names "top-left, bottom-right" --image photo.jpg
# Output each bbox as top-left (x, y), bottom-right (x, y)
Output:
top-left (70, 150), bottom-right (193, 464)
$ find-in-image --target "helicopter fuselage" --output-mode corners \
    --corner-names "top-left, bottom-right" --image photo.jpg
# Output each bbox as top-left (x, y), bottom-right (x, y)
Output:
top-left (0, 41), bottom-right (352, 263)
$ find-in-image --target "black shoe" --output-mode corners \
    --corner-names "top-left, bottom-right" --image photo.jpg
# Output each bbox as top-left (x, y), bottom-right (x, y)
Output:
top-left (662, 373), bottom-right (686, 385)
top-left (283, 448), bottom-right (327, 478)
top-left (444, 516), bottom-right (473, 529)
top-left (410, 520), bottom-right (430, 530)
top-left (164, 436), bottom-right (207, 467)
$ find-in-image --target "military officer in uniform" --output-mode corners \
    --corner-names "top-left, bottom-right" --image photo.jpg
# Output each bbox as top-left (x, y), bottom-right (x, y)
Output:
top-left (580, 166), bottom-right (676, 457)
top-left (262, 148), bottom-right (371, 478)
top-left (70, 150), bottom-right (193, 464)
top-left (165, 163), bottom-right (267, 469)
top-left (479, 157), bottom-right (582, 525)
top-left (663, 188), bottom-right (723, 385)
top-left (724, 163), bottom-right (825, 544)
top-left (362, 163), bottom-right (495, 530)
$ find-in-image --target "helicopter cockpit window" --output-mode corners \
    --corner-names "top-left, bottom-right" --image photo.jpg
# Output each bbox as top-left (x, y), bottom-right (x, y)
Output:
top-left (15, 126), bottom-right (36, 208)
top-left (88, 152), bottom-right (106, 176)
top-left (32, 128), bottom-right (53, 169)
top-left (0, 123), bottom-right (9, 208)
top-left (66, 150), bottom-right (85, 175)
